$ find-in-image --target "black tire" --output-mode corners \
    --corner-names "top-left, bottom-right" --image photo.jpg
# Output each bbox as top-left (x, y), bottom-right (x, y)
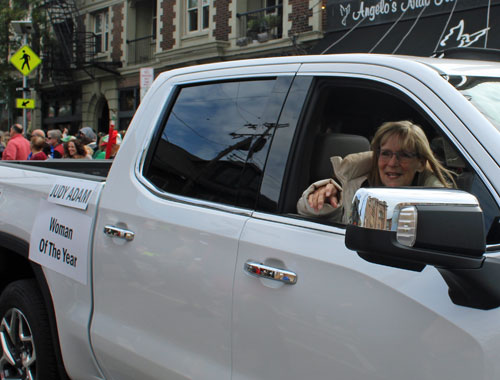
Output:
top-left (0, 279), bottom-right (59, 380)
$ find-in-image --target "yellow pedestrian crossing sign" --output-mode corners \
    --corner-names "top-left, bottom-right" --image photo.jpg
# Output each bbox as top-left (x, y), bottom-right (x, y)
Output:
top-left (10, 45), bottom-right (41, 76)
top-left (16, 98), bottom-right (35, 109)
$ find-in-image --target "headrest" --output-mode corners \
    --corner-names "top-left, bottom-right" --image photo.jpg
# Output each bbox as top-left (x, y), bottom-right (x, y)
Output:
top-left (310, 133), bottom-right (370, 182)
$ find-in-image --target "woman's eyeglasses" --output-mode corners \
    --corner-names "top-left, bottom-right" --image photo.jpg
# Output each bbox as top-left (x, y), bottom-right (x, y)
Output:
top-left (378, 149), bottom-right (418, 163)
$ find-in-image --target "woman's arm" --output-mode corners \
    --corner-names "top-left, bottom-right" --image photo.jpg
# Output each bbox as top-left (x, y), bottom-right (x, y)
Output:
top-left (297, 178), bottom-right (344, 219)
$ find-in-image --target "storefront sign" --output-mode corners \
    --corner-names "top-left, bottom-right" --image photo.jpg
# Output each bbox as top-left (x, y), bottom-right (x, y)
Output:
top-left (315, 0), bottom-right (500, 55)
top-left (326, 0), bottom-right (500, 31)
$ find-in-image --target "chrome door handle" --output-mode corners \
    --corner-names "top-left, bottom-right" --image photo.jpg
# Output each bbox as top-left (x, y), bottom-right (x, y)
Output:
top-left (244, 261), bottom-right (297, 285)
top-left (104, 225), bottom-right (135, 241)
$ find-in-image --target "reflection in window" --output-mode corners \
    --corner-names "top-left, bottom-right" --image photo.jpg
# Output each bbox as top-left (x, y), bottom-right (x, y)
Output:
top-left (450, 76), bottom-right (500, 131)
top-left (463, 82), bottom-right (500, 130)
top-left (145, 78), bottom-right (291, 208)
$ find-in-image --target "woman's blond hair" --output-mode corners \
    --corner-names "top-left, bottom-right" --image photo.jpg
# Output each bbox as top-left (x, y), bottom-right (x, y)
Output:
top-left (368, 120), bottom-right (455, 187)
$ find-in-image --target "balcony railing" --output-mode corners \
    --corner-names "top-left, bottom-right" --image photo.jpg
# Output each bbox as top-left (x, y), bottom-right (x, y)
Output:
top-left (127, 35), bottom-right (155, 65)
top-left (236, 5), bottom-right (283, 46)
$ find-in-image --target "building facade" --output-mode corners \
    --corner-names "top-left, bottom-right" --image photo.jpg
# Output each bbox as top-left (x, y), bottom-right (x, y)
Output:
top-left (35, 0), bottom-right (326, 135)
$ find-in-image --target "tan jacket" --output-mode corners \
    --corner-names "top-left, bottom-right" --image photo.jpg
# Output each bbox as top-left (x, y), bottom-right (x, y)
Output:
top-left (297, 151), bottom-right (443, 224)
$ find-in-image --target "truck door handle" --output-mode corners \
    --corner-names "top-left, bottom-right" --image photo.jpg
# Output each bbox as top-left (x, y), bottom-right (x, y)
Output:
top-left (244, 261), bottom-right (297, 285)
top-left (104, 225), bottom-right (135, 241)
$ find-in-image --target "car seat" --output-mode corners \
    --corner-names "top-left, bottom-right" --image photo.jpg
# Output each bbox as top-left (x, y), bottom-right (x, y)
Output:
top-left (309, 133), bottom-right (371, 183)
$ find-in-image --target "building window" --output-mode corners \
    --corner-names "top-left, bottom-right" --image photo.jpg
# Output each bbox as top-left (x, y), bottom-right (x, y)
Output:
top-left (187, 0), bottom-right (209, 32)
top-left (94, 9), bottom-right (109, 53)
top-left (237, 0), bottom-right (283, 42)
top-left (118, 87), bottom-right (139, 131)
top-left (152, 0), bottom-right (157, 40)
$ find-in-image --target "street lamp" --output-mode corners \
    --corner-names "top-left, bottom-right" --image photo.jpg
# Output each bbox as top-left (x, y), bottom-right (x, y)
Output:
top-left (11, 20), bottom-right (33, 134)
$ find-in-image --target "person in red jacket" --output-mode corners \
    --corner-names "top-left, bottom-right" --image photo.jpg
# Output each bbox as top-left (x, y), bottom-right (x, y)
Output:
top-left (2, 124), bottom-right (30, 160)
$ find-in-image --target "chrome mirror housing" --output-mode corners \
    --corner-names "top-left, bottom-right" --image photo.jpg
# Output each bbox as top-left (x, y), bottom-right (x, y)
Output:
top-left (346, 187), bottom-right (485, 271)
top-left (345, 187), bottom-right (500, 310)
top-left (350, 187), bottom-right (482, 247)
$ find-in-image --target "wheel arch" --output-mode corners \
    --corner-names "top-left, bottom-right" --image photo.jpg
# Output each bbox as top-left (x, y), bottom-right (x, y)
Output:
top-left (0, 231), bottom-right (70, 380)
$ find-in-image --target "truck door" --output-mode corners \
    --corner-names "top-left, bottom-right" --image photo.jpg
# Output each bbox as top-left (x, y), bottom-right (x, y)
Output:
top-left (231, 64), bottom-right (500, 379)
top-left (90, 73), bottom-right (294, 380)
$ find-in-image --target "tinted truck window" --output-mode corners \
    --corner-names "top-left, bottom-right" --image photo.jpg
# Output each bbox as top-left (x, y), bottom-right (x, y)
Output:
top-left (144, 77), bottom-right (292, 208)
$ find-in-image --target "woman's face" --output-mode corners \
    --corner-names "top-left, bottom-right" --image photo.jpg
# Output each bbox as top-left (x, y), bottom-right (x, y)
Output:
top-left (67, 142), bottom-right (77, 156)
top-left (377, 134), bottom-right (424, 187)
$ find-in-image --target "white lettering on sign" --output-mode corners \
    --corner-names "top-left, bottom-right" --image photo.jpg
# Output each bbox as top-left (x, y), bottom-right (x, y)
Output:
top-left (48, 179), bottom-right (98, 210)
top-left (345, 0), bottom-right (457, 25)
top-left (29, 200), bottom-right (92, 285)
top-left (353, 0), bottom-right (393, 21)
top-left (400, 0), bottom-right (431, 12)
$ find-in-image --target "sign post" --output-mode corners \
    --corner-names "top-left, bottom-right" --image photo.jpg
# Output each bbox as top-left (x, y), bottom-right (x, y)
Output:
top-left (10, 37), bottom-right (41, 133)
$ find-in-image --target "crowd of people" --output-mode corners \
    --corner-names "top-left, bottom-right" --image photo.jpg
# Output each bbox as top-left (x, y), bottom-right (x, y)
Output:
top-left (0, 124), bottom-right (125, 161)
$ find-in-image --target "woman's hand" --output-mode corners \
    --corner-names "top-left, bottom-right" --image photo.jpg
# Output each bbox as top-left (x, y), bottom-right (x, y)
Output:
top-left (307, 183), bottom-right (339, 211)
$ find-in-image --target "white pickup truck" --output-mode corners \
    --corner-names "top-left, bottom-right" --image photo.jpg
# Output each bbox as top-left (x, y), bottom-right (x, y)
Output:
top-left (1, 53), bottom-right (500, 380)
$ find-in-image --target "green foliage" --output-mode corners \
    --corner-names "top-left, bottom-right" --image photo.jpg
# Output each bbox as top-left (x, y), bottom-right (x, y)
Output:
top-left (247, 14), bottom-right (281, 33)
top-left (247, 18), bottom-right (264, 33)
top-left (265, 14), bottom-right (279, 29)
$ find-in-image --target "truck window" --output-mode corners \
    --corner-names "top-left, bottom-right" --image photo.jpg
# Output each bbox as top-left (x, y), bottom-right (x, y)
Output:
top-left (273, 76), bottom-right (500, 244)
top-left (143, 77), bottom-right (292, 209)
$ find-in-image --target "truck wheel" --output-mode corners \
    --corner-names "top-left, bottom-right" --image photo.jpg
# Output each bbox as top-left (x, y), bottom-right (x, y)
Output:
top-left (0, 279), bottom-right (59, 380)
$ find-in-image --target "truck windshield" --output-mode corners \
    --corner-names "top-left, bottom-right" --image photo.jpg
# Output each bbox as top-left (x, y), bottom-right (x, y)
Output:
top-left (448, 75), bottom-right (500, 130)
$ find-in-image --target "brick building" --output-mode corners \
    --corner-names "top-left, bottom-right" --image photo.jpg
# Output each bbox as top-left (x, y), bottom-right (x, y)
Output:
top-left (36, 0), bottom-right (326, 135)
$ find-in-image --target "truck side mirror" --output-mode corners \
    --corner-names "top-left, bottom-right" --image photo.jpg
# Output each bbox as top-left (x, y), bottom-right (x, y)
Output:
top-left (345, 187), bottom-right (485, 271)
top-left (345, 188), bottom-right (500, 310)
